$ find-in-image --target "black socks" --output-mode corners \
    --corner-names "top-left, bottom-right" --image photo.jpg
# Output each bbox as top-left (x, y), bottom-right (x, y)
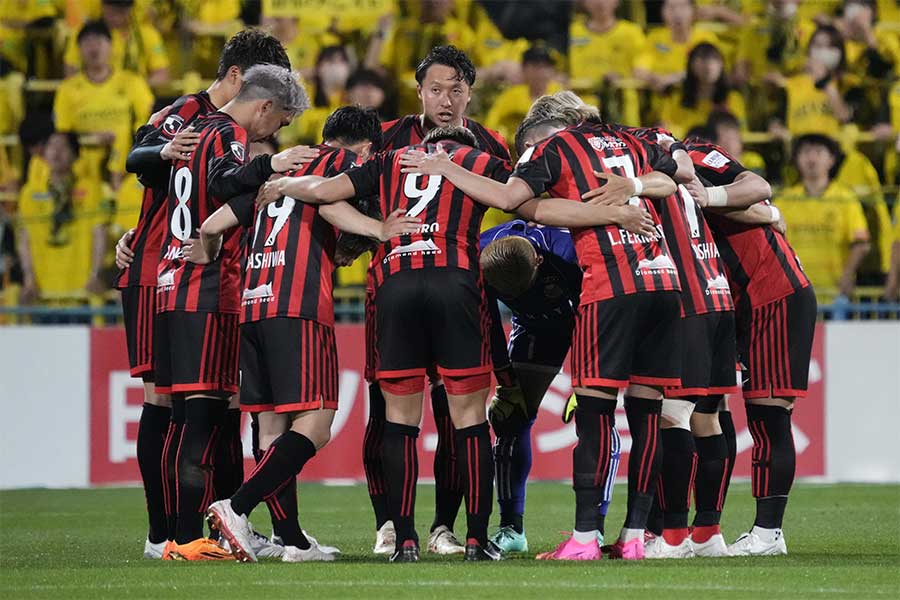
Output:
top-left (693, 433), bottom-right (729, 527)
top-left (137, 403), bottom-right (170, 544)
top-left (572, 396), bottom-right (617, 533)
top-left (657, 428), bottom-right (696, 530)
top-left (162, 397), bottom-right (185, 541)
top-left (624, 397), bottom-right (662, 529)
top-left (213, 408), bottom-right (244, 501)
top-left (363, 383), bottom-right (390, 530)
top-left (456, 422), bottom-right (494, 546)
top-left (431, 385), bottom-right (463, 533)
top-left (382, 421), bottom-right (420, 546)
top-left (747, 404), bottom-right (795, 529)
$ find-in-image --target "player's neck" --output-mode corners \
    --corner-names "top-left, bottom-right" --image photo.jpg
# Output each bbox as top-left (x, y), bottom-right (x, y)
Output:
top-left (206, 79), bottom-right (232, 109)
top-left (802, 175), bottom-right (829, 197)
top-left (83, 63), bottom-right (112, 83)
top-left (587, 14), bottom-right (616, 33)
top-left (420, 113), bottom-right (464, 130)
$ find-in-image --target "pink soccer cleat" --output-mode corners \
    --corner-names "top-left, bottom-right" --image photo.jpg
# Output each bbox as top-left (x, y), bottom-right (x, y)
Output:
top-left (607, 537), bottom-right (645, 560)
top-left (535, 535), bottom-right (601, 561)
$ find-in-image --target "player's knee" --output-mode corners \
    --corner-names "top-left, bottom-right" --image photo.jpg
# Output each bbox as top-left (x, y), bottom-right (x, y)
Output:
top-left (661, 398), bottom-right (693, 429)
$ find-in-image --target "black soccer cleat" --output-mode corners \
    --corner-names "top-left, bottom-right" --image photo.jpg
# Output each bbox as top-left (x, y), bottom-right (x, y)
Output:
top-left (464, 539), bottom-right (503, 561)
top-left (390, 540), bottom-right (420, 563)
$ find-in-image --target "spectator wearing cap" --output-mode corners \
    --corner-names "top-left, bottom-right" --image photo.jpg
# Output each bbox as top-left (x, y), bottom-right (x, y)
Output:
top-left (568, 0), bottom-right (646, 125)
top-left (485, 45), bottom-right (562, 145)
top-left (658, 42), bottom-right (745, 139)
top-left (63, 0), bottom-right (170, 87)
top-left (53, 20), bottom-right (153, 189)
top-left (634, 0), bottom-right (721, 93)
top-left (776, 134), bottom-right (870, 303)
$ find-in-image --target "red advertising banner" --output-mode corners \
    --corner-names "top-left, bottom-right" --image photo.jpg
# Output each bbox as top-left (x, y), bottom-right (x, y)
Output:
top-left (89, 322), bottom-right (825, 485)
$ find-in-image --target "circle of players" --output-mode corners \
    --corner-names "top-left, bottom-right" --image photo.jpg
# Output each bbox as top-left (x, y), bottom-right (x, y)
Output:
top-left (115, 30), bottom-right (814, 564)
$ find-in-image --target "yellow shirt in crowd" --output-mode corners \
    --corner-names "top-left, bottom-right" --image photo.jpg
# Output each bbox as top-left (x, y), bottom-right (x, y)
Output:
top-left (485, 81), bottom-right (563, 146)
top-left (836, 150), bottom-right (894, 274)
top-left (568, 18), bottom-right (646, 87)
top-left (53, 69), bottom-right (154, 179)
top-left (657, 89), bottom-right (746, 139)
top-left (636, 27), bottom-right (721, 77)
top-left (845, 28), bottom-right (900, 81)
top-left (17, 165), bottom-right (110, 297)
top-left (784, 74), bottom-right (843, 137)
top-left (379, 18), bottom-right (477, 84)
top-left (737, 16), bottom-right (814, 81)
top-left (63, 22), bottom-right (169, 78)
top-left (469, 4), bottom-right (529, 69)
top-left (777, 182), bottom-right (869, 299)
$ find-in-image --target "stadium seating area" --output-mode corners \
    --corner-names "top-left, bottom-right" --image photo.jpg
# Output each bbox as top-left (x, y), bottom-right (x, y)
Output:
top-left (0, 0), bottom-right (898, 321)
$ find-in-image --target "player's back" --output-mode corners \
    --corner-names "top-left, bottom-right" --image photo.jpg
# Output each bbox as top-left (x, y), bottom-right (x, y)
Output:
top-left (115, 91), bottom-right (218, 289)
top-left (157, 111), bottom-right (248, 314)
top-left (348, 141), bottom-right (510, 288)
top-left (241, 145), bottom-right (358, 325)
top-left (685, 139), bottom-right (810, 307)
top-left (514, 121), bottom-right (680, 304)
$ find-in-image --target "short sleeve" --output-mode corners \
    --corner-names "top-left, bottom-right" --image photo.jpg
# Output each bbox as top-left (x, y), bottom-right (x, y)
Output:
top-left (344, 153), bottom-right (385, 199)
top-left (688, 145), bottom-right (748, 186)
top-left (642, 141), bottom-right (678, 177)
top-left (511, 139), bottom-right (561, 197)
top-left (844, 197), bottom-right (871, 244)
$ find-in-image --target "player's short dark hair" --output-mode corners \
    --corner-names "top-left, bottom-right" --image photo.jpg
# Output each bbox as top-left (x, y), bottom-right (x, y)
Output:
top-left (707, 110), bottom-right (741, 134)
top-left (322, 106), bottom-right (383, 150)
top-left (77, 20), bottom-right (111, 44)
top-left (685, 125), bottom-right (715, 144)
top-left (415, 45), bottom-right (476, 87)
top-left (216, 28), bottom-right (291, 80)
top-left (792, 133), bottom-right (844, 178)
top-left (480, 236), bottom-right (539, 297)
top-left (514, 115), bottom-right (566, 156)
top-left (422, 125), bottom-right (478, 148)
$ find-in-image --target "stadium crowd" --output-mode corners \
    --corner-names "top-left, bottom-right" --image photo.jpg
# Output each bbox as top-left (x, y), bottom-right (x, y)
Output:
top-left (0, 0), bottom-right (899, 319)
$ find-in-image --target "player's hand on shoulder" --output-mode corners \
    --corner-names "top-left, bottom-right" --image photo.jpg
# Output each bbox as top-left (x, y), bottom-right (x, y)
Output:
top-left (182, 237), bottom-right (211, 265)
top-left (582, 171), bottom-right (633, 206)
top-left (161, 127), bottom-right (200, 161)
top-left (256, 177), bottom-right (287, 208)
top-left (271, 145), bottom-right (320, 173)
top-left (615, 205), bottom-right (657, 238)
top-left (115, 228), bottom-right (136, 269)
top-left (378, 208), bottom-right (422, 241)
top-left (399, 148), bottom-right (450, 176)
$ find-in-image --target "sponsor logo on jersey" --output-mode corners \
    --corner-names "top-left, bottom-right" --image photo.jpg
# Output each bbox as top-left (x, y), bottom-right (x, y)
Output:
top-left (705, 274), bottom-right (731, 296)
top-left (242, 283), bottom-right (274, 304)
top-left (246, 250), bottom-right (286, 270)
top-left (691, 241), bottom-right (721, 261)
top-left (384, 239), bottom-right (441, 261)
top-left (157, 270), bottom-right (175, 288)
top-left (701, 150), bottom-right (730, 170)
top-left (230, 141), bottom-right (245, 162)
top-left (162, 114), bottom-right (185, 137)
top-left (635, 255), bottom-right (677, 275)
top-left (589, 136), bottom-right (627, 151)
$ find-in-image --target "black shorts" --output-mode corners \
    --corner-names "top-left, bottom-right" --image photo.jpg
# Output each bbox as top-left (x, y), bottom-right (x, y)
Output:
top-left (736, 285), bottom-right (817, 400)
top-left (364, 287), bottom-right (376, 382)
top-left (373, 268), bottom-right (491, 379)
top-left (508, 319), bottom-right (574, 373)
top-left (121, 285), bottom-right (155, 380)
top-left (571, 291), bottom-right (682, 389)
top-left (154, 310), bottom-right (240, 396)
top-left (240, 317), bottom-right (339, 413)
top-left (666, 311), bottom-right (739, 398)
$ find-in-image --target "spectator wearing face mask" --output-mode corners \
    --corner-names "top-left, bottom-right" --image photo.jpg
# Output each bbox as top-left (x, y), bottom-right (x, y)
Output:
top-left (734, 0), bottom-right (816, 86)
top-left (283, 45), bottom-right (353, 145)
top-left (837, 0), bottom-right (900, 81)
top-left (769, 25), bottom-right (851, 139)
top-left (658, 43), bottom-right (745, 139)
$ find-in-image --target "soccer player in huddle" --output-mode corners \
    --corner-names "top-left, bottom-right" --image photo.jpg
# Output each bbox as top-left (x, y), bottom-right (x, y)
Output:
top-left (400, 104), bottom-right (686, 561)
top-left (256, 124), bottom-right (546, 562)
top-left (683, 128), bottom-right (816, 556)
top-left (193, 106), bottom-right (419, 563)
top-left (113, 29), bottom-right (293, 559)
top-left (152, 65), bottom-right (314, 560)
top-left (361, 44), bottom-right (511, 555)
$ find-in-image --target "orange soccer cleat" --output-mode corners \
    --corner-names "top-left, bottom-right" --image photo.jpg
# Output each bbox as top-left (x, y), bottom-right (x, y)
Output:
top-left (167, 538), bottom-right (234, 561)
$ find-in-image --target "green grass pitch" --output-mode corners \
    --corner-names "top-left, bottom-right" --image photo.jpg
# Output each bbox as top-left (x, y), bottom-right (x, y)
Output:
top-left (2, 482), bottom-right (898, 599)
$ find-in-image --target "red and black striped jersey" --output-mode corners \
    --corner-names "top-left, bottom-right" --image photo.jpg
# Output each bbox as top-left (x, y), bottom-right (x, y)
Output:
top-left (114, 91), bottom-right (216, 289)
top-left (686, 140), bottom-right (810, 307)
top-left (346, 141), bottom-right (511, 288)
top-left (618, 125), bottom-right (733, 316)
top-left (513, 121), bottom-right (681, 305)
top-left (157, 112), bottom-right (255, 314)
top-left (231, 145), bottom-right (358, 326)
top-left (381, 114), bottom-right (511, 160)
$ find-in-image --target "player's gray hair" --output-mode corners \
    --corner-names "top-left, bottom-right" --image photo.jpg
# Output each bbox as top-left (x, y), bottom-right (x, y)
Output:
top-left (236, 64), bottom-right (310, 114)
top-left (526, 90), bottom-right (600, 126)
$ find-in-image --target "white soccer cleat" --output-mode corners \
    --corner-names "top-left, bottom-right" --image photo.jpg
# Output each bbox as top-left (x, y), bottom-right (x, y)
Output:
top-left (427, 525), bottom-right (465, 555)
top-left (282, 539), bottom-right (338, 562)
top-left (143, 538), bottom-right (167, 559)
top-left (229, 523), bottom-right (283, 558)
top-left (303, 529), bottom-right (340, 555)
top-left (644, 535), bottom-right (695, 559)
top-left (728, 527), bottom-right (788, 556)
top-left (373, 521), bottom-right (396, 555)
top-left (692, 533), bottom-right (731, 557)
top-left (207, 499), bottom-right (258, 563)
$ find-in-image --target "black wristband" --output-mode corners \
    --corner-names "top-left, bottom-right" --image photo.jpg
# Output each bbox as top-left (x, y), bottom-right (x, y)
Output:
top-left (669, 141), bottom-right (687, 153)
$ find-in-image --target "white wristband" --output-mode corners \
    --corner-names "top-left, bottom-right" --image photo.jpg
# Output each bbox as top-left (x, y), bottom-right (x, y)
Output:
top-left (706, 185), bottom-right (728, 207)
top-left (769, 205), bottom-right (781, 223)
top-left (629, 176), bottom-right (643, 196)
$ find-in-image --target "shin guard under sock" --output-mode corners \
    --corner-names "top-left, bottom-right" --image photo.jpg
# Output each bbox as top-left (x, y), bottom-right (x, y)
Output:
top-left (693, 433), bottom-right (729, 527)
top-left (213, 409), bottom-right (243, 501)
top-left (231, 431), bottom-right (316, 518)
top-left (363, 383), bottom-right (390, 530)
top-left (624, 397), bottom-right (663, 530)
top-left (659, 428), bottom-right (697, 531)
top-left (718, 410), bottom-right (737, 505)
top-left (494, 421), bottom-right (534, 533)
top-left (572, 396), bottom-right (617, 533)
top-left (431, 385), bottom-right (464, 532)
top-left (456, 422), bottom-right (494, 546)
top-left (162, 397), bottom-right (185, 541)
top-left (746, 404), bottom-right (795, 529)
top-left (137, 403), bottom-right (171, 544)
top-left (382, 422), bottom-right (420, 546)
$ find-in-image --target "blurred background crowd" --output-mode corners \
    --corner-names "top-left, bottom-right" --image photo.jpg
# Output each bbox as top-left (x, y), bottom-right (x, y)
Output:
top-left (0, 0), bottom-right (898, 323)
